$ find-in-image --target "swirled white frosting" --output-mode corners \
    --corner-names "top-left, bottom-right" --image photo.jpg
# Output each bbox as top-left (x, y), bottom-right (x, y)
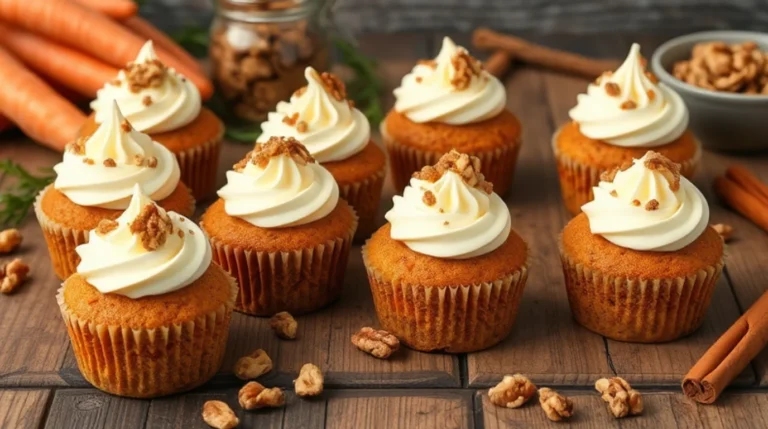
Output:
top-left (393, 37), bottom-right (506, 125)
top-left (54, 102), bottom-right (180, 210)
top-left (91, 41), bottom-right (201, 134)
top-left (257, 67), bottom-right (370, 163)
top-left (385, 171), bottom-right (511, 259)
top-left (582, 152), bottom-right (709, 252)
top-left (569, 43), bottom-right (689, 147)
top-left (217, 152), bottom-right (339, 228)
top-left (76, 185), bottom-right (211, 299)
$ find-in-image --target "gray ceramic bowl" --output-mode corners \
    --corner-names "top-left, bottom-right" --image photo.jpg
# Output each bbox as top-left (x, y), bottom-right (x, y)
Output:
top-left (651, 31), bottom-right (768, 153)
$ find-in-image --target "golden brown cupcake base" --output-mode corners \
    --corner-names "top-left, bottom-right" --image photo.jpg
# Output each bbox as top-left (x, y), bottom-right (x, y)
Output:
top-left (59, 263), bottom-right (238, 398)
top-left (201, 199), bottom-right (358, 316)
top-left (553, 121), bottom-right (701, 215)
top-left (560, 214), bottom-right (724, 343)
top-left (363, 224), bottom-right (529, 353)
top-left (35, 184), bottom-right (195, 280)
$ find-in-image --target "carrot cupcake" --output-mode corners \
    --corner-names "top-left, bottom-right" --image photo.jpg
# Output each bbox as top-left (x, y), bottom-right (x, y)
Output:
top-left (35, 102), bottom-right (194, 280)
top-left (258, 67), bottom-right (385, 240)
top-left (560, 151), bottom-right (723, 343)
top-left (363, 150), bottom-right (529, 353)
top-left (59, 185), bottom-right (237, 398)
top-left (555, 43), bottom-right (700, 215)
top-left (201, 136), bottom-right (357, 316)
top-left (80, 41), bottom-right (224, 200)
top-left (382, 37), bottom-right (522, 196)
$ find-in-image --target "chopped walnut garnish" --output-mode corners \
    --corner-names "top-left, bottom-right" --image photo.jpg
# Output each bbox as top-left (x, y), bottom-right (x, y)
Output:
top-left (412, 150), bottom-right (493, 194)
top-left (103, 158), bottom-right (116, 168)
top-left (202, 400), bottom-right (239, 429)
top-left (632, 199), bottom-right (641, 207)
top-left (644, 151), bottom-right (681, 191)
top-left (595, 377), bottom-right (643, 418)
top-left (233, 349), bottom-right (273, 380)
top-left (600, 160), bottom-right (633, 183)
top-left (96, 219), bottom-right (119, 235)
top-left (124, 59), bottom-right (167, 93)
top-left (443, 221), bottom-right (450, 226)
top-left (0, 229), bottom-right (22, 254)
top-left (110, 79), bottom-right (122, 87)
top-left (67, 137), bottom-right (86, 155)
top-left (134, 154), bottom-right (145, 166)
top-left (269, 312), bottom-right (297, 340)
top-left (315, 71), bottom-right (347, 101)
top-left (294, 86), bottom-right (307, 98)
top-left (188, 229), bottom-right (194, 236)
top-left (415, 76), bottom-right (423, 83)
top-left (488, 374), bottom-right (537, 409)
top-left (296, 121), bottom-right (308, 133)
top-left (178, 229), bottom-right (185, 239)
top-left (539, 388), bottom-right (574, 422)
top-left (645, 199), bottom-right (659, 211)
top-left (120, 120), bottom-right (132, 133)
top-left (620, 100), bottom-right (637, 110)
top-left (82, 158), bottom-right (95, 165)
top-left (610, 190), bottom-right (618, 198)
top-left (294, 363), bottom-right (323, 397)
top-left (604, 82), bottom-right (621, 96)
top-left (351, 327), bottom-right (400, 359)
top-left (238, 382), bottom-right (285, 410)
top-left (647, 89), bottom-right (656, 101)
top-left (234, 137), bottom-right (314, 171)
top-left (673, 41), bottom-right (767, 93)
top-left (450, 49), bottom-right (483, 90)
top-left (712, 223), bottom-right (734, 241)
top-left (146, 156), bottom-right (158, 168)
top-left (282, 112), bottom-right (299, 126)
top-left (418, 59), bottom-right (437, 68)
top-left (129, 203), bottom-right (173, 251)
top-left (422, 190), bottom-right (437, 206)
top-left (1, 258), bottom-right (30, 294)
top-left (142, 95), bottom-right (153, 106)
top-left (645, 71), bottom-right (659, 84)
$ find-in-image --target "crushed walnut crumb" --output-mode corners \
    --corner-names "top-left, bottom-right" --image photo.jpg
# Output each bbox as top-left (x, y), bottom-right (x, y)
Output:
top-left (610, 190), bottom-right (618, 198)
top-left (188, 229), bottom-right (194, 236)
top-left (645, 199), bottom-right (659, 211)
top-left (604, 82), bottom-right (620, 96)
top-left (282, 112), bottom-right (299, 126)
top-left (142, 95), bottom-right (153, 106)
top-left (234, 137), bottom-right (314, 171)
top-left (294, 86), bottom-right (307, 98)
top-left (120, 120), bottom-right (132, 133)
top-left (422, 190), bottom-right (436, 206)
top-left (146, 156), bottom-right (158, 168)
top-left (67, 137), bottom-right (86, 155)
top-left (82, 158), bottom-right (95, 165)
top-left (316, 71), bottom-right (347, 101)
top-left (134, 154), bottom-right (145, 167)
top-left (296, 121), bottom-right (308, 133)
top-left (129, 204), bottom-right (173, 251)
top-left (415, 76), bottom-right (423, 83)
top-left (644, 151), bottom-right (681, 191)
top-left (620, 100), bottom-right (637, 110)
top-left (418, 59), bottom-right (437, 68)
top-left (632, 199), bottom-right (641, 207)
top-left (645, 71), bottom-right (659, 84)
top-left (450, 50), bottom-right (483, 90)
top-left (110, 79), bottom-right (122, 87)
top-left (412, 150), bottom-right (493, 193)
top-left (177, 229), bottom-right (185, 239)
top-left (96, 219), bottom-right (118, 235)
top-left (600, 161), bottom-right (633, 183)
top-left (443, 221), bottom-right (449, 226)
top-left (647, 89), bottom-right (656, 101)
top-left (124, 59), bottom-right (166, 93)
top-left (103, 158), bottom-right (116, 168)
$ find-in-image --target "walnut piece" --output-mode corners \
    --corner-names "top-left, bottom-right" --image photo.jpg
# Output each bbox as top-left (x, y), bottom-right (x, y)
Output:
top-left (0, 258), bottom-right (30, 294)
top-left (450, 49), bottom-right (483, 90)
top-left (673, 41), bottom-right (768, 94)
top-left (644, 151), bottom-right (681, 192)
top-left (96, 219), bottom-right (119, 235)
top-left (0, 228), bottom-right (22, 254)
top-left (129, 203), bottom-right (173, 251)
top-left (595, 377), bottom-right (643, 418)
top-left (294, 363), bottom-right (323, 397)
top-left (422, 190), bottom-right (437, 206)
top-left (412, 150), bottom-right (493, 194)
top-left (488, 374), bottom-right (537, 409)
top-left (712, 223), bottom-right (734, 241)
top-left (538, 388), bottom-right (574, 422)
top-left (234, 137), bottom-right (314, 171)
top-left (233, 349), bottom-right (273, 380)
top-left (351, 327), bottom-right (400, 359)
top-left (125, 59), bottom-right (167, 93)
top-left (269, 311), bottom-right (298, 340)
top-left (202, 400), bottom-right (239, 429)
top-left (238, 381), bottom-right (285, 409)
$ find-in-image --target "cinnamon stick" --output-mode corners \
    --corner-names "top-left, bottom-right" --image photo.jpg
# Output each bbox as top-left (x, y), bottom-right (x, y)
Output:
top-left (714, 176), bottom-right (768, 233)
top-left (725, 165), bottom-right (768, 207)
top-left (683, 291), bottom-right (768, 404)
top-left (484, 50), bottom-right (514, 78)
top-left (472, 27), bottom-right (620, 79)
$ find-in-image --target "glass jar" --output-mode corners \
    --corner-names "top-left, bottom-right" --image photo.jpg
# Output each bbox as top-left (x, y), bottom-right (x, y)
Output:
top-left (209, 0), bottom-right (332, 122)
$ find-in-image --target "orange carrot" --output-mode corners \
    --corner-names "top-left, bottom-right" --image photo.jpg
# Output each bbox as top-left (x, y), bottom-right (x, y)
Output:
top-left (71, 0), bottom-right (137, 20)
top-left (123, 16), bottom-right (203, 73)
top-left (0, 46), bottom-right (85, 151)
top-left (0, 0), bottom-right (214, 100)
top-left (0, 23), bottom-right (118, 98)
top-left (0, 114), bottom-right (13, 132)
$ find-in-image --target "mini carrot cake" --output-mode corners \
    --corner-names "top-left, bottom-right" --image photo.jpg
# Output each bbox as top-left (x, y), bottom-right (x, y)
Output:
top-left (59, 186), bottom-right (237, 398)
top-left (554, 43), bottom-right (700, 215)
top-left (382, 37), bottom-right (522, 196)
top-left (35, 102), bottom-right (194, 280)
top-left (560, 151), bottom-right (723, 343)
top-left (80, 41), bottom-right (224, 199)
top-left (201, 136), bottom-right (357, 316)
top-left (363, 150), bottom-right (529, 353)
top-left (258, 67), bottom-right (386, 240)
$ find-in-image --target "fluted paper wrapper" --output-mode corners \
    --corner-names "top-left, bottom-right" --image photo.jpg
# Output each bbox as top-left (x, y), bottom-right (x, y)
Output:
top-left (559, 243), bottom-right (724, 343)
top-left (551, 126), bottom-right (702, 215)
top-left (362, 246), bottom-right (529, 353)
top-left (337, 167), bottom-right (386, 242)
top-left (34, 185), bottom-right (196, 280)
top-left (57, 274), bottom-right (238, 398)
top-left (204, 218), bottom-right (357, 316)
top-left (381, 121), bottom-right (521, 196)
top-left (174, 128), bottom-right (223, 201)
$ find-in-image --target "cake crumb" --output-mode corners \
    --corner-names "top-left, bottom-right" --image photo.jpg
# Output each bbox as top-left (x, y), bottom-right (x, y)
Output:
top-left (129, 204), bottom-right (173, 251)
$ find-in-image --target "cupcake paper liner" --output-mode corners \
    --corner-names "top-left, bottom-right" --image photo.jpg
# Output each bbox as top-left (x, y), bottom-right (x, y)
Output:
top-left (34, 185), bottom-right (196, 280)
top-left (551, 127), bottom-right (702, 215)
top-left (203, 212), bottom-right (357, 317)
top-left (338, 167), bottom-right (386, 242)
top-left (175, 127), bottom-right (223, 201)
top-left (362, 246), bottom-right (529, 353)
top-left (559, 242), bottom-right (724, 343)
top-left (57, 272), bottom-right (238, 398)
top-left (381, 121), bottom-right (522, 196)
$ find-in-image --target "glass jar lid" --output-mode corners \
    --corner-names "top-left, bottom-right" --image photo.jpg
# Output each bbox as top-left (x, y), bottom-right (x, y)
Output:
top-left (216, 0), bottom-right (322, 23)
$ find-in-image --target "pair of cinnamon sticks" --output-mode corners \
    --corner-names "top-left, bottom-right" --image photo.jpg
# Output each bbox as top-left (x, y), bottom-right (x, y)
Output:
top-left (683, 165), bottom-right (768, 404)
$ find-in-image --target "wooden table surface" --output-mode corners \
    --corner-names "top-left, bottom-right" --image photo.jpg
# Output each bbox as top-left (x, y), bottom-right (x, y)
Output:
top-left (1, 32), bottom-right (768, 429)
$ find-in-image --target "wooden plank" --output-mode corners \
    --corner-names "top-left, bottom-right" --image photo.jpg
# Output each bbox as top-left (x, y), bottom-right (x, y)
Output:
top-left (0, 389), bottom-right (51, 429)
top-left (43, 389), bottom-right (148, 429)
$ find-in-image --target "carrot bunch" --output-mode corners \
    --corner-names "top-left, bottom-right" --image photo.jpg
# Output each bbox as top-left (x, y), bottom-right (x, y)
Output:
top-left (0, 0), bottom-right (212, 151)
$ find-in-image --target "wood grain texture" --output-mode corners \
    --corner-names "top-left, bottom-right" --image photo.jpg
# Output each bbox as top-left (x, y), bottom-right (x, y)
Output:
top-left (0, 389), bottom-right (51, 429)
top-left (43, 389), bottom-right (148, 429)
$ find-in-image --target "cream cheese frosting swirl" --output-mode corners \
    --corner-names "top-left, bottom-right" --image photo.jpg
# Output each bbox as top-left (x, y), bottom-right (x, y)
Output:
top-left (218, 137), bottom-right (339, 228)
top-left (76, 185), bottom-right (211, 299)
top-left (54, 102), bottom-right (180, 210)
top-left (393, 37), bottom-right (506, 125)
top-left (385, 151), bottom-right (511, 259)
top-left (582, 151), bottom-right (709, 252)
top-left (257, 67), bottom-right (370, 163)
top-left (91, 41), bottom-right (201, 134)
top-left (569, 43), bottom-right (689, 147)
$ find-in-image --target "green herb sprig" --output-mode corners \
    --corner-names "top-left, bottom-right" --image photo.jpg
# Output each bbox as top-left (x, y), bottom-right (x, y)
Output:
top-left (0, 160), bottom-right (54, 227)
